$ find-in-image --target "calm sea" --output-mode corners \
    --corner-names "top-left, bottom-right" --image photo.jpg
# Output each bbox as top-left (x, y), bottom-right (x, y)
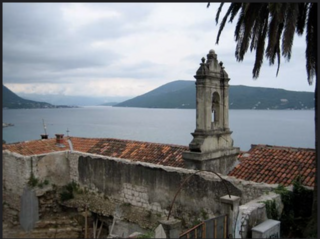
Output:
top-left (2, 106), bottom-right (315, 151)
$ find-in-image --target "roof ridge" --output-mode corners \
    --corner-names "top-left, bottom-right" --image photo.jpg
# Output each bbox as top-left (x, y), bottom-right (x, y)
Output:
top-left (251, 144), bottom-right (315, 151)
top-left (69, 136), bottom-right (189, 148)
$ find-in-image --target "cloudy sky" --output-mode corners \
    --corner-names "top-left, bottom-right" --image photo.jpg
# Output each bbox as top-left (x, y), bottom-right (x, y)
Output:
top-left (3, 2), bottom-right (315, 98)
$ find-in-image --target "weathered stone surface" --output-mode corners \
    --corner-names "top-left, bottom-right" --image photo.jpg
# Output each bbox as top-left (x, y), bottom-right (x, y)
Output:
top-left (3, 144), bottom-right (282, 236)
top-left (19, 187), bottom-right (39, 232)
top-left (183, 50), bottom-right (239, 174)
top-left (155, 224), bottom-right (166, 238)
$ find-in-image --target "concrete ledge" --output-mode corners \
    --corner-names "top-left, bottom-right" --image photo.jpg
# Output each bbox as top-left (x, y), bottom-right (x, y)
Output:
top-left (182, 148), bottom-right (240, 161)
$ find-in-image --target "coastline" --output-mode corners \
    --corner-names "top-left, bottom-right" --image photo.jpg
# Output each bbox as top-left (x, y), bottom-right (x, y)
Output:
top-left (3, 123), bottom-right (14, 128)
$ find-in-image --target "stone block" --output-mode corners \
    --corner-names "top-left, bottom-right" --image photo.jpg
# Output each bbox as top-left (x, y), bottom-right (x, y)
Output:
top-left (159, 218), bottom-right (181, 239)
top-left (252, 219), bottom-right (280, 238)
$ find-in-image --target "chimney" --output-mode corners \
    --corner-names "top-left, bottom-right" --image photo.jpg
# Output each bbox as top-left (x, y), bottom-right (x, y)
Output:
top-left (41, 134), bottom-right (48, 139)
top-left (55, 134), bottom-right (65, 147)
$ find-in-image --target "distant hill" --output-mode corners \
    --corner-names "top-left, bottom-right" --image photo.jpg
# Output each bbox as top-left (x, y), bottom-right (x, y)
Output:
top-left (101, 102), bottom-right (119, 106)
top-left (114, 80), bottom-right (314, 110)
top-left (16, 92), bottom-right (130, 107)
top-left (2, 85), bottom-right (77, 109)
top-left (115, 80), bottom-right (195, 109)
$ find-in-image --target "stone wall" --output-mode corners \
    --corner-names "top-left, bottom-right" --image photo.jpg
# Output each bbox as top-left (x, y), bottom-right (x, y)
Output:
top-left (227, 176), bottom-right (279, 204)
top-left (75, 154), bottom-right (242, 226)
top-left (2, 150), bottom-right (70, 225)
top-left (2, 151), bottom-right (31, 211)
top-left (3, 149), bottom-right (282, 232)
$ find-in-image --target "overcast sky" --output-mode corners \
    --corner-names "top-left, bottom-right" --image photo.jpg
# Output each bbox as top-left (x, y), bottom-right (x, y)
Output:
top-left (3, 3), bottom-right (316, 98)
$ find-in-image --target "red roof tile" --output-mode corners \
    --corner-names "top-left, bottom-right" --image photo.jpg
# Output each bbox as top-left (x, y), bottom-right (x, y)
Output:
top-left (228, 144), bottom-right (316, 187)
top-left (3, 137), bottom-right (187, 168)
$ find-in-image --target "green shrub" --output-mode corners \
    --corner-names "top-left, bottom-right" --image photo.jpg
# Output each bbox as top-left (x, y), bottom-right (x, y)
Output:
top-left (60, 181), bottom-right (80, 202)
top-left (43, 179), bottom-right (50, 185)
top-left (262, 199), bottom-right (279, 220)
top-left (28, 173), bottom-right (39, 188)
top-left (137, 231), bottom-right (154, 238)
top-left (60, 190), bottom-right (74, 202)
top-left (274, 177), bottom-right (313, 237)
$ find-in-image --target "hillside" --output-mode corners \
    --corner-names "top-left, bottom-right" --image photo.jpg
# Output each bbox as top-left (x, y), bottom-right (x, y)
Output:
top-left (114, 80), bottom-right (314, 110)
top-left (2, 85), bottom-right (76, 109)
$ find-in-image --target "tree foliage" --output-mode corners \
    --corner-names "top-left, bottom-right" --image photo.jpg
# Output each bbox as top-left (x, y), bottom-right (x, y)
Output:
top-left (209, 3), bottom-right (317, 84)
top-left (208, 3), bottom-right (317, 237)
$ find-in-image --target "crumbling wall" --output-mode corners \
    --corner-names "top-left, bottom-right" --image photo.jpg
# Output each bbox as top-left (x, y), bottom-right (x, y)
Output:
top-left (2, 151), bottom-right (70, 225)
top-left (3, 149), bottom-right (281, 231)
top-left (36, 152), bottom-right (70, 186)
top-left (227, 177), bottom-right (278, 204)
top-left (75, 154), bottom-right (242, 226)
top-left (2, 151), bottom-right (31, 211)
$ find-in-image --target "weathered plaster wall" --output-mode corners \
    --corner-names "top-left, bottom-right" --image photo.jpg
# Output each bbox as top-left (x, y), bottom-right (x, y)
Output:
top-left (76, 154), bottom-right (242, 224)
top-left (3, 151), bottom-right (31, 210)
top-left (2, 150), bottom-right (70, 224)
top-left (228, 176), bottom-right (279, 205)
top-left (36, 152), bottom-right (70, 186)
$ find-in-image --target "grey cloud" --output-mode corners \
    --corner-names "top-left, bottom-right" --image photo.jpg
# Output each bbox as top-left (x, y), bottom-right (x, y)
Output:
top-left (3, 3), bottom-right (125, 84)
top-left (3, 3), bottom-right (159, 85)
top-left (74, 4), bottom-right (155, 41)
top-left (3, 3), bottom-right (67, 44)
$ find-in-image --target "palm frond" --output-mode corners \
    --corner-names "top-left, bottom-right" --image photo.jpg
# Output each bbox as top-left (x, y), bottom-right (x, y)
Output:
top-left (296, 3), bottom-right (308, 35)
top-left (237, 3), bottom-right (262, 61)
top-left (214, 2), bottom-right (317, 83)
top-left (229, 3), bottom-right (242, 23)
top-left (216, 4), bottom-right (237, 44)
top-left (282, 3), bottom-right (299, 60)
top-left (250, 4), bottom-right (269, 52)
top-left (252, 15), bottom-right (269, 78)
top-left (234, 7), bottom-right (245, 42)
top-left (266, 4), bottom-right (286, 67)
top-left (306, 3), bottom-right (317, 84)
top-left (215, 3), bottom-right (224, 24)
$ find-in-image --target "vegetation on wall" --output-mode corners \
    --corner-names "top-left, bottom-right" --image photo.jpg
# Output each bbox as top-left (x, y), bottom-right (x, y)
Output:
top-left (27, 172), bottom-right (50, 189)
top-left (59, 181), bottom-right (82, 202)
top-left (271, 177), bottom-right (313, 238)
top-left (262, 199), bottom-right (279, 220)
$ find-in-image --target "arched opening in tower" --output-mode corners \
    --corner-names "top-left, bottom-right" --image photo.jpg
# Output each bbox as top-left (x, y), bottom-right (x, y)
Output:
top-left (212, 92), bottom-right (220, 129)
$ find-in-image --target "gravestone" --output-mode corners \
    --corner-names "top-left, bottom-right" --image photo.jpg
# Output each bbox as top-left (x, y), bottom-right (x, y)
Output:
top-left (19, 187), bottom-right (39, 232)
top-left (155, 224), bottom-right (166, 238)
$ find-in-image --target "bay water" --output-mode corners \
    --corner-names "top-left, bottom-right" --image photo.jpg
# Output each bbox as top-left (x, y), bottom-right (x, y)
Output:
top-left (2, 106), bottom-right (315, 151)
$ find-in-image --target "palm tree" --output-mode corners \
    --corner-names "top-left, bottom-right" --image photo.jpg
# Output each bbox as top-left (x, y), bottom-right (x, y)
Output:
top-left (208, 2), bottom-right (317, 237)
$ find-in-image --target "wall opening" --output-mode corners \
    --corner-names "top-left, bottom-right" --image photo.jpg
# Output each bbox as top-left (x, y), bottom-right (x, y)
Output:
top-left (212, 92), bottom-right (220, 129)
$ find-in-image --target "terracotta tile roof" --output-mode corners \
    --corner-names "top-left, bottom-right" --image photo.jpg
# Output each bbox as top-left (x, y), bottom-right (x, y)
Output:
top-left (85, 138), bottom-right (187, 167)
top-left (2, 138), bottom-right (71, 155)
top-left (229, 144), bottom-right (316, 187)
top-left (3, 137), bottom-right (186, 168)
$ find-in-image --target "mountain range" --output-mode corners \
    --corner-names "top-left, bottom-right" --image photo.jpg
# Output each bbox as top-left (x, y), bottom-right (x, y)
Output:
top-left (2, 85), bottom-right (77, 109)
top-left (3, 81), bottom-right (314, 110)
top-left (114, 80), bottom-right (314, 110)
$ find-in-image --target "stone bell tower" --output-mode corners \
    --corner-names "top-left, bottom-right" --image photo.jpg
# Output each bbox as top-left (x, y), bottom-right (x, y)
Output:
top-left (182, 49), bottom-right (239, 174)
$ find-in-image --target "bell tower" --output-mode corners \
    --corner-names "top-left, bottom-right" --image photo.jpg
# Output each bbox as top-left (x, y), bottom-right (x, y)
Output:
top-left (182, 49), bottom-right (239, 174)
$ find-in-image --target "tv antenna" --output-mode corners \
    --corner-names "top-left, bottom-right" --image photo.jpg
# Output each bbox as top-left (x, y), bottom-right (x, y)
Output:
top-left (42, 119), bottom-right (47, 135)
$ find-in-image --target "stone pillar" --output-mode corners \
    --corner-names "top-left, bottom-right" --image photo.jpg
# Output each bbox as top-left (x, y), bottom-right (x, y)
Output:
top-left (158, 218), bottom-right (181, 238)
top-left (220, 195), bottom-right (240, 238)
